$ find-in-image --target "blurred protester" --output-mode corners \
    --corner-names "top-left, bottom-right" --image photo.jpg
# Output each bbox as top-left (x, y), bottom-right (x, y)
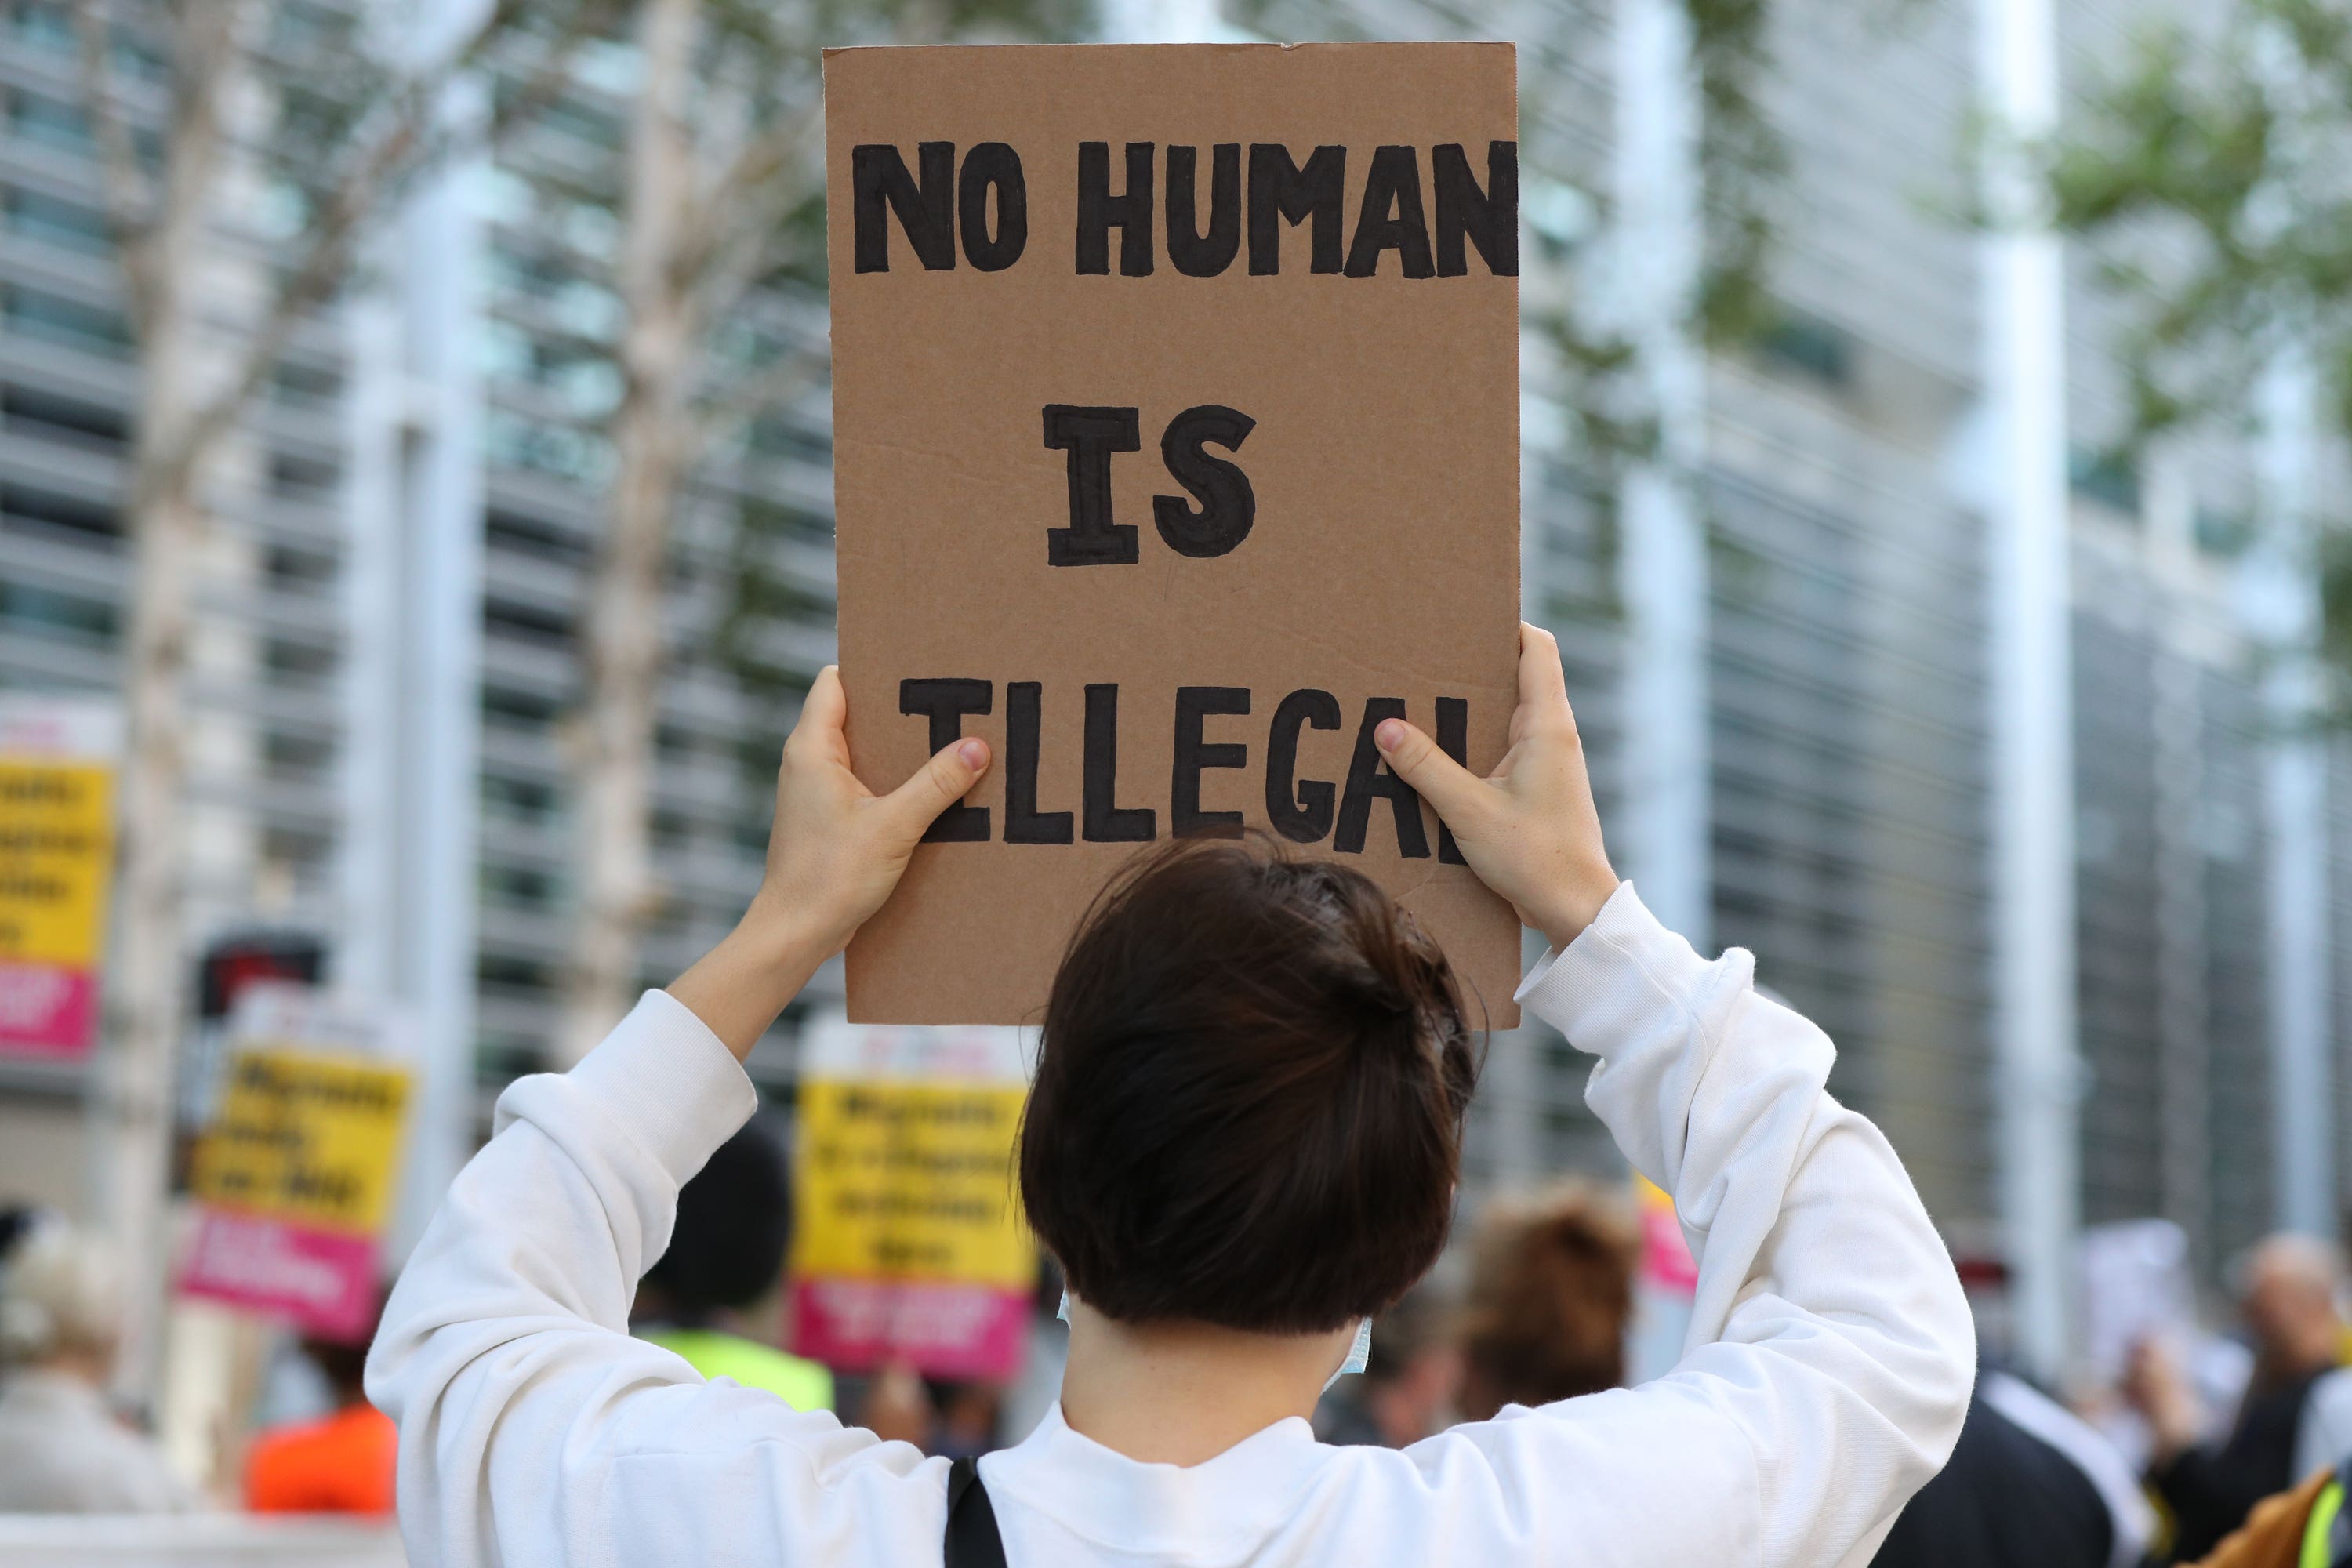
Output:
top-left (1456, 1183), bottom-right (1636, 1421)
top-left (0, 1208), bottom-right (191, 1512)
top-left (1312, 1283), bottom-right (1461, 1446)
top-left (932, 1381), bottom-right (1005, 1460)
top-left (244, 1326), bottom-right (396, 1516)
top-left (631, 1120), bottom-right (833, 1413)
top-left (846, 1370), bottom-right (1004, 1457)
top-left (1875, 1368), bottom-right (2155, 1568)
top-left (2176, 1450), bottom-right (2352, 1568)
top-left (2128, 1235), bottom-right (2352, 1560)
top-left (858, 1360), bottom-right (937, 1448)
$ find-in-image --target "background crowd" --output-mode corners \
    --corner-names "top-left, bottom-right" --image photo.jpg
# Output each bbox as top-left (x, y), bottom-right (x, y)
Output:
top-left (19, 1135), bottom-right (2352, 1564)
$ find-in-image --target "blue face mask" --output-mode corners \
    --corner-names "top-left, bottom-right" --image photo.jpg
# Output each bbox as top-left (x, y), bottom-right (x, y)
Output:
top-left (1332, 1315), bottom-right (1374, 1385)
top-left (1058, 1292), bottom-right (1373, 1392)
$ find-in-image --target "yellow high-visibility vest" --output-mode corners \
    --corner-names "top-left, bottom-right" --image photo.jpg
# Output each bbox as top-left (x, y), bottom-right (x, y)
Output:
top-left (641, 1328), bottom-right (835, 1414)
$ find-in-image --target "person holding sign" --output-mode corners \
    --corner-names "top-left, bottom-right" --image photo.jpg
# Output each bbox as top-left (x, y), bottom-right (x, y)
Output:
top-left (369, 626), bottom-right (1973, 1567)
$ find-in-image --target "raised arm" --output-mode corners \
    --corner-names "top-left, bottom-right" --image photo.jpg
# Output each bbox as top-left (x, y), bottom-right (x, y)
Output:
top-left (365, 668), bottom-right (989, 1568)
top-left (1380, 626), bottom-right (1974, 1568)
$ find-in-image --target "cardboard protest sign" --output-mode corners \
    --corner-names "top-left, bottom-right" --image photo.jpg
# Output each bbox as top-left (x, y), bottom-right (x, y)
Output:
top-left (789, 1018), bottom-right (1033, 1379)
top-left (180, 989), bottom-right (412, 1341)
top-left (0, 697), bottom-right (119, 1060)
top-left (826, 42), bottom-right (1523, 1026)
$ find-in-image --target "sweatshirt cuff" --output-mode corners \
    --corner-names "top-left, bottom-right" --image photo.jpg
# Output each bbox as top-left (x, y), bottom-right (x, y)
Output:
top-left (564, 989), bottom-right (760, 1184)
top-left (1513, 881), bottom-right (1715, 1051)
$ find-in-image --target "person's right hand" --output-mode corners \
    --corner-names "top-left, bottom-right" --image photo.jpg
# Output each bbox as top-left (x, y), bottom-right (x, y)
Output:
top-left (1374, 622), bottom-right (1620, 949)
top-left (747, 662), bottom-right (991, 957)
top-left (668, 664), bottom-right (989, 1059)
top-left (2122, 1334), bottom-right (2204, 1462)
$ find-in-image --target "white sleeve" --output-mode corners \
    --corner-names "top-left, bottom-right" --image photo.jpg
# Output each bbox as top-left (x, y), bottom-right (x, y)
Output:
top-left (1485, 882), bottom-right (1976, 1568)
top-left (364, 991), bottom-right (944, 1568)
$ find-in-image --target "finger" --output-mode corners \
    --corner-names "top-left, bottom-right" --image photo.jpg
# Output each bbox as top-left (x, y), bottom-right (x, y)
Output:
top-left (787, 666), bottom-right (853, 768)
top-left (1515, 623), bottom-right (1576, 736)
top-left (1517, 622), bottom-right (1569, 706)
top-left (789, 666), bottom-right (847, 748)
top-left (880, 736), bottom-right (991, 837)
top-left (1374, 718), bottom-right (1488, 823)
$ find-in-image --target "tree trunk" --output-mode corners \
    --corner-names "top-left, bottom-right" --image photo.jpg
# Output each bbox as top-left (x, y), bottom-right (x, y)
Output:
top-left (103, 161), bottom-right (216, 1405)
top-left (557, 0), bottom-right (702, 1065)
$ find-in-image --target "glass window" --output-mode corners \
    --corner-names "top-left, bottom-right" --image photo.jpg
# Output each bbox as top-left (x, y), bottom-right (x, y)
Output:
top-left (7, 90), bottom-right (91, 152)
top-left (7, 4), bottom-right (72, 53)
top-left (0, 580), bottom-right (117, 641)
top-left (481, 685), bottom-right (559, 731)
top-left (1, 385), bottom-right (125, 448)
top-left (3, 285), bottom-right (130, 354)
top-left (3, 187), bottom-right (109, 252)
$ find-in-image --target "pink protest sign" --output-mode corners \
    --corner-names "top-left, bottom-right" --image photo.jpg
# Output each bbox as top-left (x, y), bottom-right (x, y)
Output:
top-left (1635, 1173), bottom-right (1699, 1297)
top-left (177, 994), bottom-right (412, 1341)
top-left (791, 1279), bottom-right (1029, 1381)
top-left (0, 965), bottom-right (99, 1060)
top-left (179, 1209), bottom-right (383, 1341)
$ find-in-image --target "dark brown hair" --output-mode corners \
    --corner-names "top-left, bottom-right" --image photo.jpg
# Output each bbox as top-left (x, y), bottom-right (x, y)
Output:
top-left (1457, 1183), bottom-right (1638, 1419)
top-left (1018, 838), bottom-right (1479, 1335)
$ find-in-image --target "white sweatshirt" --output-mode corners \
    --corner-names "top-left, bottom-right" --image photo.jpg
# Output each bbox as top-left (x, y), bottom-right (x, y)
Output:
top-left (368, 882), bottom-right (1974, 1567)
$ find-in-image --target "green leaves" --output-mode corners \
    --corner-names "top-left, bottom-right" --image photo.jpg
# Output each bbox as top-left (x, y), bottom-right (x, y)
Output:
top-left (2046, 0), bottom-right (2352, 451)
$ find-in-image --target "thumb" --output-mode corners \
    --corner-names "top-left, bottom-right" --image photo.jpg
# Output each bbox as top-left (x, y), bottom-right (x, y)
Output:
top-left (1374, 718), bottom-right (1487, 823)
top-left (881, 737), bottom-right (991, 837)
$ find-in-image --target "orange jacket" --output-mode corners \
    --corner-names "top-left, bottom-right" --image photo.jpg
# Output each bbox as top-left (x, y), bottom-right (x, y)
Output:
top-left (243, 1403), bottom-right (397, 1517)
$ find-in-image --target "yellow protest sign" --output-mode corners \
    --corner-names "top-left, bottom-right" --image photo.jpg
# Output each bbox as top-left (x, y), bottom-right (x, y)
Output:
top-left (789, 1018), bottom-right (1035, 1377)
top-left (191, 1044), bottom-right (412, 1236)
top-left (792, 1078), bottom-right (1031, 1288)
top-left (0, 699), bottom-right (120, 1061)
top-left (0, 759), bottom-right (114, 967)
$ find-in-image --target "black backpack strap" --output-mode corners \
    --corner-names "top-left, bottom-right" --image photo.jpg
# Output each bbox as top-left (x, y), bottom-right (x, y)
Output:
top-left (944, 1455), bottom-right (1008, 1568)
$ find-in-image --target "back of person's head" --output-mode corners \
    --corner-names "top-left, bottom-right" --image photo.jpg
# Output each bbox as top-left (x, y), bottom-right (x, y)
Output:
top-left (1019, 838), bottom-right (1479, 1335)
top-left (2238, 1232), bottom-right (2347, 1370)
top-left (0, 1207), bottom-right (33, 1263)
top-left (1457, 1182), bottom-right (1637, 1419)
top-left (301, 1334), bottom-right (373, 1408)
top-left (299, 1289), bottom-right (387, 1408)
top-left (0, 1212), bottom-right (122, 1370)
top-left (643, 1120), bottom-right (792, 1324)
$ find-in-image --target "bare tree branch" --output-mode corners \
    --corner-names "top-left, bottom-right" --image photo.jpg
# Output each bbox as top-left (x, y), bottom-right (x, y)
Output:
top-left (670, 101), bottom-right (822, 293)
top-left (70, 0), bottom-right (163, 329)
top-left (158, 113), bottom-right (420, 495)
top-left (688, 339), bottom-right (826, 460)
top-left (160, 0), bottom-right (620, 495)
top-left (477, 0), bottom-right (633, 151)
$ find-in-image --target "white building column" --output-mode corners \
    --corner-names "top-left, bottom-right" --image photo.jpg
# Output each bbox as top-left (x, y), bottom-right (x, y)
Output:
top-left (1613, 0), bottom-right (1711, 949)
top-left (1976, 0), bottom-right (2079, 1381)
top-left (2251, 354), bottom-right (2334, 1238)
top-left (2144, 458), bottom-right (2213, 1262)
top-left (341, 293), bottom-right (401, 1006)
top-left (358, 0), bottom-right (490, 1254)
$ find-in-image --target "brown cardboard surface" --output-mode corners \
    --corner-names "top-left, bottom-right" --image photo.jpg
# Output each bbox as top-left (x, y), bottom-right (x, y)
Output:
top-left (826, 42), bottom-right (1523, 1027)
